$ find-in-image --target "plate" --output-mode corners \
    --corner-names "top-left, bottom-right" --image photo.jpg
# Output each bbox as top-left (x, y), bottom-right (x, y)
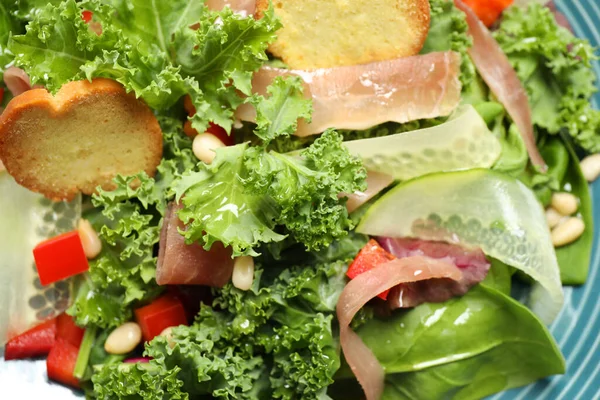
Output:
top-left (1, 1), bottom-right (599, 399)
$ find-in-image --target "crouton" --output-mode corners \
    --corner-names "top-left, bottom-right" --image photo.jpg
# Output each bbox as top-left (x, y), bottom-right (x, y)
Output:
top-left (0, 78), bottom-right (163, 201)
top-left (256, 0), bottom-right (431, 69)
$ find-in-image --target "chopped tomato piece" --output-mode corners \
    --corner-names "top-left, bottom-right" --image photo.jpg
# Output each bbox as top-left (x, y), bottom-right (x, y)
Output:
top-left (33, 231), bottom-right (89, 286)
top-left (46, 338), bottom-right (80, 388)
top-left (134, 294), bottom-right (188, 342)
top-left (56, 313), bottom-right (85, 348)
top-left (347, 239), bottom-right (396, 300)
top-left (4, 318), bottom-right (57, 360)
top-left (461, 0), bottom-right (513, 27)
top-left (81, 11), bottom-right (93, 23)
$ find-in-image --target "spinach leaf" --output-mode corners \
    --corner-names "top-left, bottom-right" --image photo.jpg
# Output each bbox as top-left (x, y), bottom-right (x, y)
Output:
top-left (332, 283), bottom-right (564, 400)
top-left (543, 138), bottom-right (593, 284)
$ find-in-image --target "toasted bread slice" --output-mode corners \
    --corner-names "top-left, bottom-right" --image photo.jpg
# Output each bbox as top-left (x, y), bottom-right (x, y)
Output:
top-left (0, 78), bottom-right (163, 201)
top-left (256, 0), bottom-right (431, 69)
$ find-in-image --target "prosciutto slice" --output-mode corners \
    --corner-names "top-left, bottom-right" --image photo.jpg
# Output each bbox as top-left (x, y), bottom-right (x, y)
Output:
top-left (454, 0), bottom-right (546, 170)
top-left (236, 51), bottom-right (462, 136)
top-left (3, 67), bottom-right (33, 98)
top-left (156, 202), bottom-right (234, 286)
top-left (378, 237), bottom-right (490, 309)
top-left (337, 256), bottom-right (462, 400)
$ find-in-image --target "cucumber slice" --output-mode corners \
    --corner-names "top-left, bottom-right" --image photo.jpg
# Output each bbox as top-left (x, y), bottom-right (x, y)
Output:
top-left (0, 174), bottom-right (81, 344)
top-left (357, 169), bottom-right (563, 324)
top-left (343, 105), bottom-right (502, 180)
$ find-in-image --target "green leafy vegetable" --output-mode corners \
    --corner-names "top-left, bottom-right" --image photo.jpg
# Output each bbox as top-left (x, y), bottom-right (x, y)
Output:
top-left (332, 283), bottom-right (564, 400)
top-left (495, 4), bottom-right (600, 152)
top-left (422, 0), bottom-right (475, 87)
top-left (8, 0), bottom-right (279, 131)
top-left (541, 138), bottom-right (593, 284)
top-left (92, 363), bottom-right (187, 400)
top-left (176, 77), bottom-right (366, 256)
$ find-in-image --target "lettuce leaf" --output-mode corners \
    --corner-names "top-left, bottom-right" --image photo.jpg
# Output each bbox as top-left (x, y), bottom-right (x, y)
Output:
top-left (494, 4), bottom-right (600, 152)
top-left (8, 0), bottom-right (279, 131)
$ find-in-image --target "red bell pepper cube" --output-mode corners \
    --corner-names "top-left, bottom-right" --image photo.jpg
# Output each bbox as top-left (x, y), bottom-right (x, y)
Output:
top-left (347, 239), bottom-right (396, 300)
top-left (33, 230), bottom-right (89, 286)
top-left (134, 294), bottom-right (188, 342)
top-left (4, 318), bottom-right (57, 360)
top-left (461, 0), bottom-right (513, 27)
top-left (81, 11), bottom-right (93, 23)
top-left (0, 87), bottom-right (4, 104)
top-left (46, 338), bottom-right (80, 388)
top-left (57, 313), bottom-right (85, 348)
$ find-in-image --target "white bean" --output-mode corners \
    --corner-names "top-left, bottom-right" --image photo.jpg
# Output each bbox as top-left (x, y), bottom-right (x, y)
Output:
top-left (104, 322), bottom-right (142, 355)
top-left (78, 218), bottom-right (102, 259)
top-left (545, 207), bottom-right (564, 229)
top-left (551, 217), bottom-right (585, 247)
top-left (160, 327), bottom-right (176, 349)
top-left (551, 192), bottom-right (578, 216)
top-left (232, 256), bottom-right (254, 291)
top-left (193, 133), bottom-right (225, 164)
top-left (580, 153), bottom-right (600, 182)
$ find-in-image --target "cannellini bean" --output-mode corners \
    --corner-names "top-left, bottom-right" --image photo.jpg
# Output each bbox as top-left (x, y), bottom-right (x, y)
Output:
top-left (78, 218), bottom-right (102, 259)
top-left (545, 207), bottom-right (564, 229)
top-left (104, 322), bottom-right (142, 355)
top-left (160, 327), bottom-right (176, 349)
top-left (551, 217), bottom-right (585, 247)
top-left (551, 192), bottom-right (578, 216)
top-left (193, 133), bottom-right (225, 164)
top-left (580, 153), bottom-right (600, 182)
top-left (232, 256), bottom-right (254, 291)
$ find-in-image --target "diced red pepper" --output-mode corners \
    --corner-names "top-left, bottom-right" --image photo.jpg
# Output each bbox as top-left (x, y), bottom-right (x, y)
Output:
top-left (0, 87), bottom-right (4, 104)
top-left (33, 231), bottom-right (89, 286)
top-left (347, 239), bottom-right (396, 300)
top-left (134, 294), bottom-right (188, 342)
top-left (461, 0), bottom-right (513, 27)
top-left (206, 123), bottom-right (234, 146)
top-left (56, 313), bottom-right (85, 348)
top-left (46, 338), bottom-right (80, 388)
top-left (4, 318), bottom-right (57, 360)
top-left (81, 11), bottom-right (93, 23)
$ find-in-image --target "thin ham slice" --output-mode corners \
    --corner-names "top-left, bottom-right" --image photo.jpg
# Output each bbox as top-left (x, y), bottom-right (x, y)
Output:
top-left (345, 171), bottom-right (394, 213)
top-left (378, 237), bottom-right (490, 309)
top-left (3, 67), bottom-right (33, 97)
top-left (236, 51), bottom-right (462, 137)
top-left (205, 0), bottom-right (256, 15)
top-left (156, 202), bottom-right (234, 286)
top-left (337, 256), bottom-right (462, 400)
top-left (454, 0), bottom-right (546, 170)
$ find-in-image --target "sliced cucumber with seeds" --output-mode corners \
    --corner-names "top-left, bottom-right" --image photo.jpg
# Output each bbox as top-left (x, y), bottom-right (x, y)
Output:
top-left (357, 169), bottom-right (563, 325)
top-left (343, 105), bottom-right (502, 181)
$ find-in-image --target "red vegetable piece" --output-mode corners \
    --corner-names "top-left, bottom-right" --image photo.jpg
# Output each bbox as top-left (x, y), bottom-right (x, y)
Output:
top-left (33, 231), bottom-right (89, 286)
top-left (134, 294), bottom-right (188, 342)
top-left (4, 318), bottom-right (57, 360)
top-left (46, 338), bottom-right (80, 388)
top-left (56, 313), bottom-right (85, 348)
top-left (461, 0), bottom-right (513, 27)
top-left (347, 239), bottom-right (396, 300)
top-left (206, 123), bottom-right (234, 146)
top-left (81, 11), bottom-right (93, 23)
top-left (0, 87), bottom-right (4, 104)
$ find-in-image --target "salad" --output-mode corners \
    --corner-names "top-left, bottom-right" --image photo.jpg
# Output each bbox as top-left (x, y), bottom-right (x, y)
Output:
top-left (0, 0), bottom-right (599, 399)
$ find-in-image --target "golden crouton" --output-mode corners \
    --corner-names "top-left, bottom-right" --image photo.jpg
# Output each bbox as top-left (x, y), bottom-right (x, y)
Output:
top-left (0, 78), bottom-right (163, 201)
top-left (256, 0), bottom-right (431, 69)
